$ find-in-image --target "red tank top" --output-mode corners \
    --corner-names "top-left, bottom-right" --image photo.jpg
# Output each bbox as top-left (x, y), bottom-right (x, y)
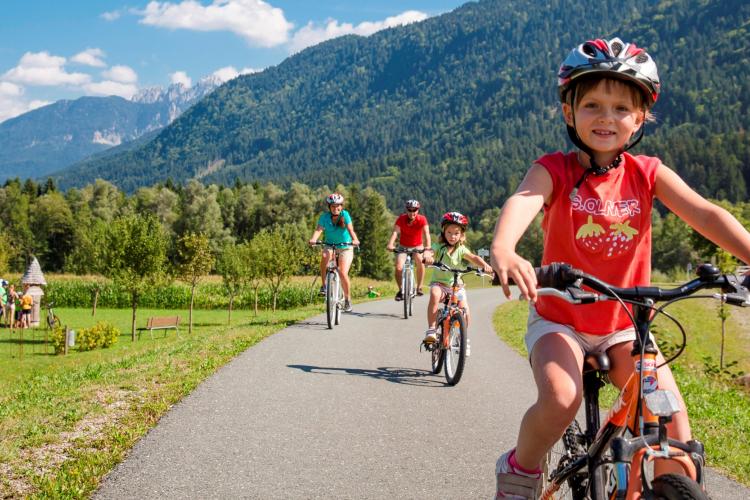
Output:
top-left (535, 151), bottom-right (660, 334)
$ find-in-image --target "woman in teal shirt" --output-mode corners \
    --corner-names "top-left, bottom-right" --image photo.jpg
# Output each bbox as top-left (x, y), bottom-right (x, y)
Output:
top-left (308, 193), bottom-right (360, 312)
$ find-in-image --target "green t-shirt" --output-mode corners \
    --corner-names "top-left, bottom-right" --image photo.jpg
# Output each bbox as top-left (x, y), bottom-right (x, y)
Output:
top-left (430, 243), bottom-right (470, 286)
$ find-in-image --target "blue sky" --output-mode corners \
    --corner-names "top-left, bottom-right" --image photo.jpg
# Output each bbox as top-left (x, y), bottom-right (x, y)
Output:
top-left (0, 0), bottom-right (467, 123)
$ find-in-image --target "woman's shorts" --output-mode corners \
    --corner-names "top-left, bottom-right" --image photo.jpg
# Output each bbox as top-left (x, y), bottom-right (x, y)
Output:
top-left (525, 305), bottom-right (650, 361)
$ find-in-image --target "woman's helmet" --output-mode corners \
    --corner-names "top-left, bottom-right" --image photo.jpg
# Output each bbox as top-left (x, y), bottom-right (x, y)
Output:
top-left (441, 211), bottom-right (469, 229)
top-left (325, 192), bottom-right (344, 205)
top-left (558, 37), bottom-right (660, 106)
top-left (405, 199), bottom-right (420, 210)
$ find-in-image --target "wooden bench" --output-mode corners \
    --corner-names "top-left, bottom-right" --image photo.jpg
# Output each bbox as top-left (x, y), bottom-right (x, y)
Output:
top-left (142, 315), bottom-right (181, 339)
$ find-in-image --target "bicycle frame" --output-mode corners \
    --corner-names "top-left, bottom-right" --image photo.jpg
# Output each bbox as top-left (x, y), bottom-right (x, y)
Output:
top-left (536, 262), bottom-right (749, 499)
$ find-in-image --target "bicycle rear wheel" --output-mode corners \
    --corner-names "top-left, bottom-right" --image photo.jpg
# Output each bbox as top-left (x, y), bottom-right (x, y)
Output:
top-left (326, 272), bottom-right (336, 329)
top-left (430, 345), bottom-right (444, 374)
top-left (444, 312), bottom-right (466, 385)
top-left (542, 420), bottom-right (588, 499)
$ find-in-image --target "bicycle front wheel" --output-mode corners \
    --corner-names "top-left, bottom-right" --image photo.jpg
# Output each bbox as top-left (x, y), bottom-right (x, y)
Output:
top-left (542, 420), bottom-right (588, 500)
top-left (444, 312), bottom-right (466, 385)
top-left (403, 265), bottom-right (412, 319)
top-left (326, 272), bottom-right (336, 329)
top-left (334, 276), bottom-right (342, 325)
top-left (651, 474), bottom-right (707, 500)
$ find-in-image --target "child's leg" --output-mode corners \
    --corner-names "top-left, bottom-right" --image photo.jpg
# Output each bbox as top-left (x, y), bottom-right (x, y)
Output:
top-left (514, 332), bottom-right (584, 471)
top-left (426, 285), bottom-right (441, 328)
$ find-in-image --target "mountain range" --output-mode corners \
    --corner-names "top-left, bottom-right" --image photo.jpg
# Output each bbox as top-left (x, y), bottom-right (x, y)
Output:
top-left (0, 76), bottom-right (221, 182)
top-left (32, 0), bottom-right (750, 219)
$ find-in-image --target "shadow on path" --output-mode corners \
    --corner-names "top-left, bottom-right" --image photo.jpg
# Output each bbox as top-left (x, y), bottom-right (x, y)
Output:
top-left (287, 364), bottom-right (446, 387)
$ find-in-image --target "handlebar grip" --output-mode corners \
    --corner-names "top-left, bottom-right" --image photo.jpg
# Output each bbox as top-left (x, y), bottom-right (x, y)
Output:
top-left (491, 262), bottom-right (585, 289)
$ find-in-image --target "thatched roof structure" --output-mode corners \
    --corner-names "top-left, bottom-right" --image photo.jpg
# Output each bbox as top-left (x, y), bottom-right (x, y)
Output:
top-left (21, 257), bottom-right (47, 286)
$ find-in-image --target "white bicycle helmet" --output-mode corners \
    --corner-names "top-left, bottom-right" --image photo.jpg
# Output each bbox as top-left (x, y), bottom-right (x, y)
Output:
top-left (558, 37), bottom-right (660, 106)
top-left (405, 199), bottom-right (420, 210)
top-left (325, 192), bottom-right (344, 205)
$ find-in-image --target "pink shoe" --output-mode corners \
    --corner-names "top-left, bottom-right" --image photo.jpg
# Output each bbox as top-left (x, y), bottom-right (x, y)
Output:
top-left (495, 448), bottom-right (542, 499)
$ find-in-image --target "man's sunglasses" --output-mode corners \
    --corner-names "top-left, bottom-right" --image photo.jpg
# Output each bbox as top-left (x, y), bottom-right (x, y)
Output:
top-left (407, 208), bottom-right (419, 213)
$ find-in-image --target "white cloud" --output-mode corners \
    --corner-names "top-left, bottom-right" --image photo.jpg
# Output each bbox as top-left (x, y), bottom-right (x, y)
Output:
top-left (211, 65), bottom-right (258, 82)
top-left (84, 80), bottom-right (139, 99)
top-left (101, 10), bottom-right (122, 21)
top-left (170, 71), bottom-right (192, 87)
top-left (2, 51), bottom-right (91, 86)
top-left (71, 48), bottom-right (107, 67)
top-left (289, 10), bottom-right (428, 53)
top-left (103, 65), bottom-right (138, 84)
top-left (0, 82), bottom-right (51, 123)
top-left (138, 0), bottom-right (293, 47)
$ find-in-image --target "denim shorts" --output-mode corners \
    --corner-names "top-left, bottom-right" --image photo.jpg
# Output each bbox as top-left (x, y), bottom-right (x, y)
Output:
top-left (524, 305), bottom-right (648, 360)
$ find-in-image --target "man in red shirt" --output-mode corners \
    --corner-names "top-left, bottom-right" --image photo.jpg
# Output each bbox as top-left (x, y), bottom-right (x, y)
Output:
top-left (386, 199), bottom-right (431, 300)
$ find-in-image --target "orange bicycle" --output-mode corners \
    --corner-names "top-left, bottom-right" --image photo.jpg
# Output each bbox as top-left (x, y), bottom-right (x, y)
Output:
top-left (529, 262), bottom-right (750, 499)
top-left (424, 262), bottom-right (489, 386)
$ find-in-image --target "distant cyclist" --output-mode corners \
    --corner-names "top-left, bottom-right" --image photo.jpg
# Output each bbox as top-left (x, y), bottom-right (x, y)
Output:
top-left (386, 199), bottom-right (431, 300)
top-left (308, 193), bottom-right (360, 313)
top-left (422, 211), bottom-right (492, 343)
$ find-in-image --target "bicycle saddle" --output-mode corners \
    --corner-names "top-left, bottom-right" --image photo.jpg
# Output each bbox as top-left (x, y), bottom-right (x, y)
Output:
top-left (583, 352), bottom-right (610, 374)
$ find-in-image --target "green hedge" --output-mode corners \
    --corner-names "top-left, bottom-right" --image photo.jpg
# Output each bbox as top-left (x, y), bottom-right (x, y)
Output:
top-left (43, 279), bottom-right (376, 310)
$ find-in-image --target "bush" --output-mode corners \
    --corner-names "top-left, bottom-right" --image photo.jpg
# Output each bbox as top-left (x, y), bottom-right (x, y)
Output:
top-left (50, 325), bottom-right (66, 355)
top-left (77, 321), bottom-right (120, 352)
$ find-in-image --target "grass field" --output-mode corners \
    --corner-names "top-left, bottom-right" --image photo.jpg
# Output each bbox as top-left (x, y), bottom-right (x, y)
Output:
top-left (0, 276), bottom-right (397, 499)
top-left (492, 296), bottom-right (750, 485)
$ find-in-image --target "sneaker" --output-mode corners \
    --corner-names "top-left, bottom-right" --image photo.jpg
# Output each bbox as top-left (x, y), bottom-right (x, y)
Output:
top-left (318, 285), bottom-right (326, 296)
top-left (395, 290), bottom-right (403, 301)
top-left (416, 287), bottom-right (424, 296)
top-left (342, 300), bottom-right (353, 313)
top-left (423, 328), bottom-right (438, 343)
top-left (495, 449), bottom-right (542, 499)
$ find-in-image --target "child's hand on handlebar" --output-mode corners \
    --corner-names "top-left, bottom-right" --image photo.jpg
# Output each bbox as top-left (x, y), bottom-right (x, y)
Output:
top-left (491, 248), bottom-right (537, 302)
top-left (308, 239), bottom-right (318, 247)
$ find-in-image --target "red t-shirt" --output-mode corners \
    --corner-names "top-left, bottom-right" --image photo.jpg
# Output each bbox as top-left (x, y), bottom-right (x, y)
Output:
top-left (535, 151), bottom-right (660, 335)
top-left (395, 213), bottom-right (428, 247)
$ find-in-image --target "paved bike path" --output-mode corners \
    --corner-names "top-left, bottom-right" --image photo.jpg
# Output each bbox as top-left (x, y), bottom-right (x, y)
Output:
top-left (96, 289), bottom-right (749, 499)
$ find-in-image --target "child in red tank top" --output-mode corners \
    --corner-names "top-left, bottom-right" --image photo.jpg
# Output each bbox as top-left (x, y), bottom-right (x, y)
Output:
top-left (489, 38), bottom-right (750, 499)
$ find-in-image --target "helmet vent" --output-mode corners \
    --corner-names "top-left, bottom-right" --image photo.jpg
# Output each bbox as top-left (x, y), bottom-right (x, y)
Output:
top-left (582, 43), bottom-right (597, 57)
top-left (635, 53), bottom-right (649, 64)
top-left (611, 41), bottom-right (623, 56)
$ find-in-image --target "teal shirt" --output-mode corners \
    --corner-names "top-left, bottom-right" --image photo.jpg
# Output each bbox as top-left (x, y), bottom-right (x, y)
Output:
top-left (430, 243), bottom-right (470, 285)
top-left (317, 210), bottom-right (353, 245)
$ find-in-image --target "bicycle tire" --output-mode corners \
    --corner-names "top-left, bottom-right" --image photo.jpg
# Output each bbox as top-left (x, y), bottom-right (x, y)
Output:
top-left (431, 345), bottom-right (444, 374)
top-left (651, 474), bottom-right (707, 500)
top-left (444, 312), bottom-right (466, 385)
top-left (407, 267), bottom-right (415, 317)
top-left (542, 420), bottom-right (588, 500)
top-left (403, 264), bottom-right (411, 319)
top-left (326, 272), bottom-right (336, 329)
top-left (47, 314), bottom-right (61, 330)
top-left (334, 275), bottom-right (342, 325)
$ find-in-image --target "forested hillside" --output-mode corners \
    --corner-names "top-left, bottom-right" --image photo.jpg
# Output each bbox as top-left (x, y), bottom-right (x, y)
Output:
top-left (53, 0), bottom-right (750, 222)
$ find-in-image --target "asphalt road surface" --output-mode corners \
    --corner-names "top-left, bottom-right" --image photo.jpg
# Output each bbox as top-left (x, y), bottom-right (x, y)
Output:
top-left (95, 288), bottom-right (749, 499)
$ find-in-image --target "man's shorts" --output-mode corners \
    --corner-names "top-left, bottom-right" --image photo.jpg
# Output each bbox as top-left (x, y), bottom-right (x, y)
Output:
top-left (525, 305), bottom-right (650, 360)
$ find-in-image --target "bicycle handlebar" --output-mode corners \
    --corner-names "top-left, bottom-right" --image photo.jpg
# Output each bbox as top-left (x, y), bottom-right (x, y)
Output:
top-left (392, 247), bottom-right (426, 254)
top-left (311, 241), bottom-right (359, 249)
top-left (429, 262), bottom-right (492, 277)
top-left (498, 262), bottom-right (750, 306)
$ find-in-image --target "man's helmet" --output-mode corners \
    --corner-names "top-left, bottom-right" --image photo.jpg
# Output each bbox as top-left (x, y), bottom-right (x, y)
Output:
top-left (558, 37), bottom-right (660, 106)
top-left (326, 192), bottom-right (344, 205)
top-left (0, 279), bottom-right (7, 287)
top-left (441, 211), bottom-right (469, 229)
top-left (405, 199), bottom-right (420, 210)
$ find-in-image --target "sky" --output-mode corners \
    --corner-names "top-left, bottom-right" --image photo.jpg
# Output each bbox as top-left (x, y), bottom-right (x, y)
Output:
top-left (0, 0), bottom-right (467, 123)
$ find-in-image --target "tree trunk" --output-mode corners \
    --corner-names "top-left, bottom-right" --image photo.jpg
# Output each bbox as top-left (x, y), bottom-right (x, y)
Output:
top-left (131, 294), bottom-right (138, 342)
top-left (253, 287), bottom-right (259, 316)
top-left (189, 285), bottom-right (195, 334)
top-left (92, 287), bottom-right (99, 316)
top-left (228, 295), bottom-right (234, 325)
